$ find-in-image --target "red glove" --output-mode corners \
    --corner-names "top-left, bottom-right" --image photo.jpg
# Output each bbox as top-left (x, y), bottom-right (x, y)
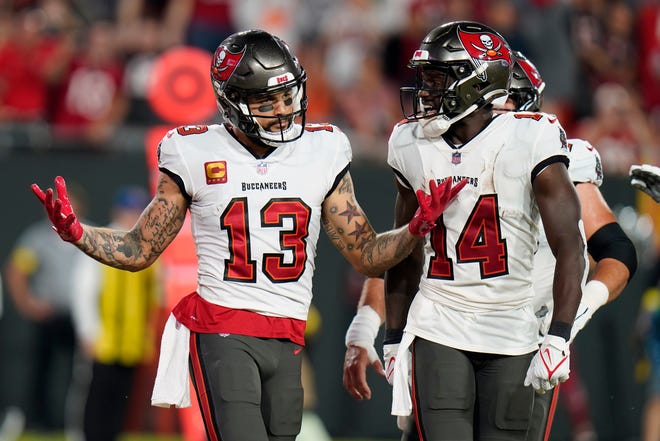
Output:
top-left (31, 176), bottom-right (83, 242)
top-left (408, 178), bottom-right (467, 237)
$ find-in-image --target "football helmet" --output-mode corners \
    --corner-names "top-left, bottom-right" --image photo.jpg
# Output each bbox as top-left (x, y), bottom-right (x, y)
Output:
top-left (211, 29), bottom-right (308, 145)
top-left (510, 51), bottom-right (546, 112)
top-left (400, 21), bottom-right (513, 137)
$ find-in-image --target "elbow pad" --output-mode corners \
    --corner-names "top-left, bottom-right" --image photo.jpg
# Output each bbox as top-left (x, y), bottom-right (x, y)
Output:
top-left (587, 222), bottom-right (637, 280)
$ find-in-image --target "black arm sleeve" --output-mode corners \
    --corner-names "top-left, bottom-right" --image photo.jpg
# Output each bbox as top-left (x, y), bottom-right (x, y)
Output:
top-left (587, 222), bottom-right (637, 281)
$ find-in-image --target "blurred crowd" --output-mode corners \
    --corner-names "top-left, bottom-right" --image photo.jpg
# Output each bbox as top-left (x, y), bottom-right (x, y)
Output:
top-left (0, 0), bottom-right (659, 173)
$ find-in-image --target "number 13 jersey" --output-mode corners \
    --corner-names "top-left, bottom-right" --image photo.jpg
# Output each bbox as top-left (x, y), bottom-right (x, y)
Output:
top-left (157, 123), bottom-right (351, 329)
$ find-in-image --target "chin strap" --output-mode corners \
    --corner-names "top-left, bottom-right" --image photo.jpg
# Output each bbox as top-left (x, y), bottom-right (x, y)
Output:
top-left (419, 88), bottom-right (507, 138)
top-left (420, 103), bottom-right (479, 137)
top-left (258, 122), bottom-right (303, 146)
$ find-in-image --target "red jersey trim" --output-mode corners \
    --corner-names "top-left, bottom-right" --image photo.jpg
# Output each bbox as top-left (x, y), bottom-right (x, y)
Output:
top-left (172, 292), bottom-right (306, 346)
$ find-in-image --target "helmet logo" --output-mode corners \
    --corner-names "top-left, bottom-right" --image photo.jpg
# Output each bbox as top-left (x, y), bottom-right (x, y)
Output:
top-left (211, 45), bottom-right (245, 82)
top-left (457, 29), bottom-right (512, 80)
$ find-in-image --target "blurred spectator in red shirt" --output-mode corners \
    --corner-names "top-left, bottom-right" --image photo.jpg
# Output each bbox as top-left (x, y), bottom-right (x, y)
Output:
top-left (383, 0), bottom-right (446, 85)
top-left (570, 0), bottom-right (637, 118)
top-left (574, 82), bottom-right (659, 177)
top-left (50, 21), bottom-right (128, 147)
top-left (637, 0), bottom-right (660, 125)
top-left (116, 0), bottom-right (235, 55)
top-left (173, 0), bottom-right (235, 53)
top-left (0, 8), bottom-right (75, 122)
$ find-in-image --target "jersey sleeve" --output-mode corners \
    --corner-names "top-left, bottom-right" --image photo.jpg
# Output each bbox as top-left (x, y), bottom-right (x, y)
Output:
top-left (332, 126), bottom-right (352, 175)
top-left (387, 122), bottom-right (415, 190)
top-left (526, 113), bottom-right (570, 181)
top-left (156, 129), bottom-right (193, 198)
top-left (567, 138), bottom-right (604, 186)
top-left (318, 124), bottom-right (352, 196)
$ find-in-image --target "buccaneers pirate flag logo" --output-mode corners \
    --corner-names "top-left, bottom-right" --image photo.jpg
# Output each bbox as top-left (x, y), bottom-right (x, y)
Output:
top-left (457, 29), bottom-right (512, 80)
top-left (211, 45), bottom-right (245, 84)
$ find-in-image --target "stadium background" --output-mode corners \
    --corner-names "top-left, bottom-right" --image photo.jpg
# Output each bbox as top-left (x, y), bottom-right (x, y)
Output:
top-left (0, 0), bottom-right (659, 439)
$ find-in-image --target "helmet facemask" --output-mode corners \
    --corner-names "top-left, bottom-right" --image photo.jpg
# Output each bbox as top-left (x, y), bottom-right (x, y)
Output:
top-left (401, 61), bottom-right (505, 137)
top-left (508, 86), bottom-right (543, 112)
top-left (400, 62), bottom-right (490, 120)
top-left (218, 79), bottom-right (307, 145)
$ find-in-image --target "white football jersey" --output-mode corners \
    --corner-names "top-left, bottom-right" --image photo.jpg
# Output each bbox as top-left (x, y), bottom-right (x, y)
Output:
top-left (158, 123), bottom-right (351, 321)
top-left (532, 138), bottom-right (602, 332)
top-left (388, 111), bottom-right (569, 354)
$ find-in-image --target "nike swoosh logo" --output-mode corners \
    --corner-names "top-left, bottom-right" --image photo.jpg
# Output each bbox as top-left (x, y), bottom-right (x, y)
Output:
top-left (293, 347), bottom-right (302, 355)
top-left (385, 357), bottom-right (396, 382)
top-left (541, 351), bottom-right (568, 378)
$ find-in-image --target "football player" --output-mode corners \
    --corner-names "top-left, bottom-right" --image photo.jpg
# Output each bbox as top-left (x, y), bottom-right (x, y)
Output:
top-left (344, 21), bottom-right (586, 441)
top-left (31, 30), bottom-right (467, 441)
top-left (343, 46), bottom-right (638, 441)
top-left (509, 50), bottom-right (637, 441)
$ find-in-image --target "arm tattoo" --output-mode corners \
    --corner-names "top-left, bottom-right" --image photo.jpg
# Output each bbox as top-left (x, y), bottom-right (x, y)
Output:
top-left (361, 230), bottom-right (416, 272)
top-left (348, 221), bottom-right (371, 251)
top-left (337, 174), bottom-right (353, 195)
top-left (339, 201), bottom-right (362, 225)
top-left (322, 216), bottom-right (345, 251)
top-left (77, 192), bottom-right (186, 271)
top-left (325, 172), bottom-right (419, 272)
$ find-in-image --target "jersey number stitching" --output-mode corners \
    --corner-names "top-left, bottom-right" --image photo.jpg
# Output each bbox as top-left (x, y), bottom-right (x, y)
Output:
top-left (221, 197), bottom-right (311, 283)
top-left (177, 125), bottom-right (209, 135)
top-left (428, 194), bottom-right (508, 280)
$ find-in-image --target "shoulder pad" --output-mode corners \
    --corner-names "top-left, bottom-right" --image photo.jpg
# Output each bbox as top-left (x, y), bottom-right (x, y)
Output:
top-left (567, 138), bottom-right (603, 185)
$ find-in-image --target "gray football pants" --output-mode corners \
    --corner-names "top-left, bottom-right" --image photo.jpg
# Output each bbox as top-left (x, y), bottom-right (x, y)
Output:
top-left (411, 337), bottom-right (535, 441)
top-left (189, 333), bottom-right (304, 441)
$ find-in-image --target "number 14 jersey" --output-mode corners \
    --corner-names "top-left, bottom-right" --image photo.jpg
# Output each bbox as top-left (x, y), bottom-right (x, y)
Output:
top-left (388, 111), bottom-right (569, 354)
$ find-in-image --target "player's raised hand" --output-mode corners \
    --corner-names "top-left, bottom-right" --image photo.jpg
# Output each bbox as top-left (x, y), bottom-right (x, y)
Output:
top-left (408, 178), bottom-right (468, 236)
top-left (630, 164), bottom-right (660, 203)
top-left (32, 176), bottom-right (83, 242)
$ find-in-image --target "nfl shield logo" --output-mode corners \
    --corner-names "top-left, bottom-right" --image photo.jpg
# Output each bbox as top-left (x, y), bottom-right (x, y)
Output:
top-left (452, 152), bottom-right (462, 165)
top-left (257, 162), bottom-right (268, 175)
